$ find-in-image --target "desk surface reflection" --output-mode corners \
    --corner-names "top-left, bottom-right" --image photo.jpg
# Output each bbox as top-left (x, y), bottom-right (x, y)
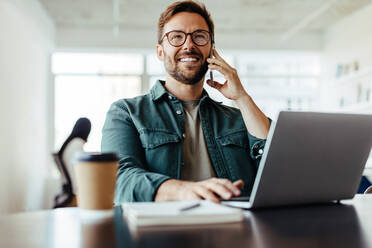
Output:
top-left (1, 195), bottom-right (371, 248)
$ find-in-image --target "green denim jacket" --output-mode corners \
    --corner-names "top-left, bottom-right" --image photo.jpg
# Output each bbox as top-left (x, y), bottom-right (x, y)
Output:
top-left (102, 80), bottom-right (267, 204)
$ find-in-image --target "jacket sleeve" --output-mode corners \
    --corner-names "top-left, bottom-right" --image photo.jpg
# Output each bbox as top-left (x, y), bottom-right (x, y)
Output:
top-left (247, 118), bottom-right (273, 168)
top-left (101, 100), bottom-right (171, 204)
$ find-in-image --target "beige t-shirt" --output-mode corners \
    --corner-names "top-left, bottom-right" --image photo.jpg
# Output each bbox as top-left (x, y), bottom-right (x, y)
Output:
top-left (180, 100), bottom-right (216, 181)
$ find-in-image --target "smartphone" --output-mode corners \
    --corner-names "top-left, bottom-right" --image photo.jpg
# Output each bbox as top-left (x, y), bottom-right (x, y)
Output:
top-left (209, 44), bottom-right (215, 87)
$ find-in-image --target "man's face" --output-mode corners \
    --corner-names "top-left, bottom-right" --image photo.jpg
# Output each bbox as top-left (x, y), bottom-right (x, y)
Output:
top-left (157, 12), bottom-right (212, 85)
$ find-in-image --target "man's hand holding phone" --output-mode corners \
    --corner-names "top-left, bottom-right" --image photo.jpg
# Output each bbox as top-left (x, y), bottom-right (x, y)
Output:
top-left (207, 49), bottom-right (248, 101)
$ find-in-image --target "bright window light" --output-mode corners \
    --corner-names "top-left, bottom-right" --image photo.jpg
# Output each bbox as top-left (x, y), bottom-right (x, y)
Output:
top-left (52, 53), bottom-right (143, 74)
top-left (53, 53), bottom-right (143, 152)
top-left (53, 51), bottom-right (321, 152)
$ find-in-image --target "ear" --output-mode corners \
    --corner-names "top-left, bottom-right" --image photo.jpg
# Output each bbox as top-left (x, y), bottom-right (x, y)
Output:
top-left (156, 44), bottom-right (164, 62)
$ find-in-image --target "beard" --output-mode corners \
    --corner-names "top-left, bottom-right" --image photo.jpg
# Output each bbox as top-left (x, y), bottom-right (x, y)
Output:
top-left (163, 50), bottom-right (209, 85)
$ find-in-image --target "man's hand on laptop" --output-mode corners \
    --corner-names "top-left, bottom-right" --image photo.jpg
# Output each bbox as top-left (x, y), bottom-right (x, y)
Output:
top-left (155, 178), bottom-right (244, 203)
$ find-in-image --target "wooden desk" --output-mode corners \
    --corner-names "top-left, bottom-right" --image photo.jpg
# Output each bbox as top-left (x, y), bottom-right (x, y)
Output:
top-left (1, 195), bottom-right (371, 248)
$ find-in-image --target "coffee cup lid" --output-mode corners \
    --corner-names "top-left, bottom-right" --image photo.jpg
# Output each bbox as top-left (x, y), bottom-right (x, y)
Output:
top-left (75, 152), bottom-right (118, 162)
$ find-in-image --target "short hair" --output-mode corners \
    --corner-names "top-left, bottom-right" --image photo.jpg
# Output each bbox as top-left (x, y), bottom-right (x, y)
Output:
top-left (157, 1), bottom-right (215, 44)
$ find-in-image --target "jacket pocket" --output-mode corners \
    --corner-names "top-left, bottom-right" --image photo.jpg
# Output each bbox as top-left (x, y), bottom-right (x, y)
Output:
top-left (216, 130), bottom-right (250, 170)
top-left (139, 129), bottom-right (180, 149)
top-left (138, 129), bottom-right (181, 177)
top-left (216, 130), bottom-right (257, 195)
top-left (217, 130), bottom-right (249, 149)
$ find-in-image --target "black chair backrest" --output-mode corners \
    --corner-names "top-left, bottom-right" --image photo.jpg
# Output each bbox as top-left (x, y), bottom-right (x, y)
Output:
top-left (52, 117), bottom-right (91, 208)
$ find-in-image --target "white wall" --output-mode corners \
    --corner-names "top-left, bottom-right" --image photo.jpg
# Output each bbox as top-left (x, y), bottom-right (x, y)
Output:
top-left (321, 3), bottom-right (372, 109)
top-left (324, 3), bottom-right (372, 73)
top-left (0, 0), bottom-right (55, 213)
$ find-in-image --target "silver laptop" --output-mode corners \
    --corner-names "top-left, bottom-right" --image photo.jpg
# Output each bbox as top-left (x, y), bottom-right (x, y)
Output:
top-left (223, 111), bottom-right (372, 209)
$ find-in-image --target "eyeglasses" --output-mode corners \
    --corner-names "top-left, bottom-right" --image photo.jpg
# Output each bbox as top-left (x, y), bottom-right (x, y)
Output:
top-left (161, 30), bottom-right (211, 47)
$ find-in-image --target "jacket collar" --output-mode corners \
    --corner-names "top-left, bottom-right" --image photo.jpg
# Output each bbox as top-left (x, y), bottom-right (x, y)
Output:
top-left (150, 80), bottom-right (169, 101)
top-left (150, 80), bottom-right (217, 103)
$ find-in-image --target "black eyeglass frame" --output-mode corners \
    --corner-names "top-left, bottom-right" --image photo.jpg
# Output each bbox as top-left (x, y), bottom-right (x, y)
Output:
top-left (160, 29), bottom-right (213, 47)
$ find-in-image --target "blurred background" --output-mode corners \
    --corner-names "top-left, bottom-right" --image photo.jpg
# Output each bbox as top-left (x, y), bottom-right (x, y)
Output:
top-left (1, 0), bottom-right (371, 213)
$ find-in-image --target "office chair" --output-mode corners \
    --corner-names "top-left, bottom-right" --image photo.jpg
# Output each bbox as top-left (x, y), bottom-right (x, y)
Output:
top-left (53, 117), bottom-right (91, 208)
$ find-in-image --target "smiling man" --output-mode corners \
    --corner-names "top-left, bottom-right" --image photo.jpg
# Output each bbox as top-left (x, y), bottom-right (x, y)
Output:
top-left (102, 0), bottom-right (270, 204)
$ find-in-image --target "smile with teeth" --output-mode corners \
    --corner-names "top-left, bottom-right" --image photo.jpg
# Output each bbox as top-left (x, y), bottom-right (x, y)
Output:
top-left (178, 57), bottom-right (199, 62)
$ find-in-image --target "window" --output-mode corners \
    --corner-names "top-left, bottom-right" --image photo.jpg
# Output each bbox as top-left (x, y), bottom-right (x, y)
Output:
top-left (53, 53), bottom-right (143, 151)
top-left (53, 51), bottom-right (320, 151)
top-left (235, 51), bottom-right (320, 119)
top-left (146, 53), bottom-right (165, 89)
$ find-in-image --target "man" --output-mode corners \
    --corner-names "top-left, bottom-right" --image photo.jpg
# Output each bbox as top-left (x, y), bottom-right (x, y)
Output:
top-left (102, 0), bottom-right (270, 204)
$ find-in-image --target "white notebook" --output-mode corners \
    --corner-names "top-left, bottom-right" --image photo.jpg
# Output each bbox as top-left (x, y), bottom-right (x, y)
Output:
top-left (122, 200), bottom-right (244, 227)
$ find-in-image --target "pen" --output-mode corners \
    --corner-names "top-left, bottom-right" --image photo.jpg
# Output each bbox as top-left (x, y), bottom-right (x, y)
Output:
top-left (179, 203), bottom-right (201, 212)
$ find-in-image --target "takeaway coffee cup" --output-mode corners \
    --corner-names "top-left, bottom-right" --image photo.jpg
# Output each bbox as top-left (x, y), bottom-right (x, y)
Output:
top-left (74, 152), bottom-right (118, 210)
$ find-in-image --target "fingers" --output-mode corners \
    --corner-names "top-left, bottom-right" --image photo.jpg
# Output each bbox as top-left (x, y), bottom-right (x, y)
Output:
top-left (208, 63), bottom-right (229, 76)
top-left (213, 178), bottom-right (241, 196)
top-left (207, 49), bottom-right (232, 70)
top-left (187, 178), bottom-right (244, 203)
top-left (207, 57), bottom-right (226, 67)
top-left (193, 186), bottom-right (220, 203)
top-left (208, 58), bottom-right (237, 84)
top-left (206, 79), bottom-right (225, 90)
top-left (204, 178), bottom-right (242, 198)
top-left (212, 49), bottom-right (227, 64)
top-left (212, 48), bottom-right (220, 58)
top-left (233, 179), bottom-right (244, 189)
top-left (204, 181), bottom-right (233, 200)
top-left (207, 57), bottom-right (232, 73)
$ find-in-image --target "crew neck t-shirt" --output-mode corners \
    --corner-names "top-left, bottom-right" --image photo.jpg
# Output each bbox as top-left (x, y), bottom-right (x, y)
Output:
top-left (180, 99), bottom-right (216, 181)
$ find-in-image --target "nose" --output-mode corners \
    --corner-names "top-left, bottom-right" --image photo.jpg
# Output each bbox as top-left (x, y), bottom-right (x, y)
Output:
top-left (182, 34), bottom-right (195, 50)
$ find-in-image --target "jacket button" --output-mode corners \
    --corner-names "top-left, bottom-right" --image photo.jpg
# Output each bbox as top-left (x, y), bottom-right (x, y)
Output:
top-left (176, 110), bottom-right (182, 115)
top-left (182, 133), bottom-right (186, 138)
top-left (258, 149), bottom-right (263, 154)
top-left (168, 95), bottom-right (173, 100)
